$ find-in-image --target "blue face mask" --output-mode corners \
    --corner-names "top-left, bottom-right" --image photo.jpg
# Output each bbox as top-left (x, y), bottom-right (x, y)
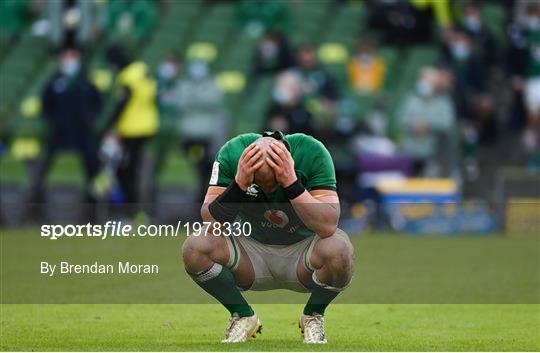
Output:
top-left (464, 16), bottom-right (481, 32)
top-left (417, 80), bottom-right (434, 97)
top-left (158, 62), bottom-right (177, 80)
top-left (188, 62), bottom-right (209, 80)
top-left (451, 42), bottom-right (471, 60)
top-left (526, 16), bottom-right (540, 31)
top-left (60, 59), bottom-right (80, 77)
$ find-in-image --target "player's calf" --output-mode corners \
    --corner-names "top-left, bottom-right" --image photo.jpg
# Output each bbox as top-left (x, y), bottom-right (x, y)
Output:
top-left (300, 229), bottom-right (355, 344)
top-left (181, 227), bottom-right (258, 339)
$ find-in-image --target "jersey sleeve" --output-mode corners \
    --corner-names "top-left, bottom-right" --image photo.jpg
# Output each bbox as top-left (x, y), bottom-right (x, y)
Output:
top-left (303, 138), bottom-right (337, 191)
top-left (209, 142), bottom-right (236, 187)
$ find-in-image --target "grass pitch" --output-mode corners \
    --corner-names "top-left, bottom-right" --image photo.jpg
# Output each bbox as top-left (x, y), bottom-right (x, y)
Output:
top-left (1, 229), bottom-right (539, 351)
top-left (1, 304), bottom-right (539, 351)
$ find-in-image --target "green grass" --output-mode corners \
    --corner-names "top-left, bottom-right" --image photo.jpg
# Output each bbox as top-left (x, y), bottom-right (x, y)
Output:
top-left (1, 304), bottom-right (539, 351)
top-left (1, 229), bottom-right (539, 350)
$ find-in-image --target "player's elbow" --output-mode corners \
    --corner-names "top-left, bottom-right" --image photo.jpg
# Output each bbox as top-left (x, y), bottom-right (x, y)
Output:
top-left (317, 223), bottom-right (338, 238)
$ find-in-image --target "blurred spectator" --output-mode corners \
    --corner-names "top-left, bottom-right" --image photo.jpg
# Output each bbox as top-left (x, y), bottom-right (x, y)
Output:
top-left (512, 0), bottom-right (540, 25)
top-left (507, 2), bottom-right (540, 154)
top-left (104, 45), bottom-right (158, 203)
top-left (294, 43), bottom-right (340, 131)
top-left (442, 28), bottom-right (495, 143)
top-left (175, 60), bottom-right (228, 202)
top-left (265, 70), bottom-right (315, 136)
top-left (106, 0), bottom-right (155, 47)
top-left (156, 52), bottom-right (182, 121)
top-left (29, 47), bottom-right (102, 202)
top-left (522, 5), bottom-right (540, 154)
top-left (460, 1), bottom-right (497, 69)
top-left (398, 67), bottom-right (457, 177)
top-left (237, 0), bottom-right (290, 35)
top-left (251, 31), bottom-right (294, 78)
top-left (506, 2), bottom-right (540, 127)
top-left (295, 44), bottom-right (340, 101)
top-left (42, 0), bottom-right (105, 49)
top-left (347, 40), bottom-right (387, 94)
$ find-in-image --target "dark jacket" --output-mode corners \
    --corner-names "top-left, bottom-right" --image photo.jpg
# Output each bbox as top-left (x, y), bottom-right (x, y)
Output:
top-left (42, 69), bottom-right (102, 148)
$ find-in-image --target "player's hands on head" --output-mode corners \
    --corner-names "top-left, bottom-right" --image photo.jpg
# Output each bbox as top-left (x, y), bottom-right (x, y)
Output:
top-left (266, 142), bottom-right (297, 187)
top-left (235, 143), bottom-right (264, 191)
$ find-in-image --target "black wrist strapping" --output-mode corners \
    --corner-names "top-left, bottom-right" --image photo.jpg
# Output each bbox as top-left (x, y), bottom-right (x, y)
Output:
top-left (208, 182), bottom-right (249, 222)
top-left (284, 179), bottom-right (305, 200)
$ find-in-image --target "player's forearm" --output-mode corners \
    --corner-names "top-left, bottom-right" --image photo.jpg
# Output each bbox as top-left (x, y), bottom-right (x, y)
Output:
top-left (290, 191), bottom-right (339, 238)
top-left (200, 203), bottom-right (215, 223)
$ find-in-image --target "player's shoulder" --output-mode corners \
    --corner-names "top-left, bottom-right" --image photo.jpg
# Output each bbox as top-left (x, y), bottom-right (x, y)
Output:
top-left (286, 133), bottom-right (328, 154)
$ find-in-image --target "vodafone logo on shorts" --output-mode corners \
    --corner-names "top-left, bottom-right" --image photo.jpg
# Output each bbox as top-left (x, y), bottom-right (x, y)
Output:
top-left (263, 210), bottom-right (289, 228)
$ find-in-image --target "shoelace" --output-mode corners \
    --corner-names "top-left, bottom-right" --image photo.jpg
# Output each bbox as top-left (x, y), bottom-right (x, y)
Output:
top-left (305, 315), bottom-right (325, 341)
top-left (224, 315), bottom-right (244, 340)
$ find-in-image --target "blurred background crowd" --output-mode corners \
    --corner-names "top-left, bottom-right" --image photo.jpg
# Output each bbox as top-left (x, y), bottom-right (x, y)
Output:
top-left (0, 0), bottom-right (539, 232)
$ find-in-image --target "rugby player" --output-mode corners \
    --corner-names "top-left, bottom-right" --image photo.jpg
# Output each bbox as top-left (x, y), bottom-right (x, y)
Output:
top-left (182, 131), bottom-right (355, 344)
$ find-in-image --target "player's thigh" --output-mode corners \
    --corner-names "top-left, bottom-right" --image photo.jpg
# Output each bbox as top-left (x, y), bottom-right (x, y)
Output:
top-left (182, 232), bottom-right (254, 287)
top-left (230, 236), bottom-right (256, 288)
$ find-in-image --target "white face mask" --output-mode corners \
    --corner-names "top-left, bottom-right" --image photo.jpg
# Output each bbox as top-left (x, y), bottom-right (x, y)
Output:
top-left (451, 42), bottom-right (471, 60)
top-left (526, 16), bottom-right (540, 31)
top-left (417, 80), bottom-right (434, 97)
top-left (464, 15), bottom-right (481, 32)
top-left (272, 88), bottom-right (294, 105)
top-left (260, 40), bottom-right (278, 59)
top-left (358, 53), bottom-right (373, 64)
top-left (60, 58), bottom-right (80, 76)
top-left (188, 62), bottom-right (208, 80)
top-left (158, 62), bottom-right (177, 80)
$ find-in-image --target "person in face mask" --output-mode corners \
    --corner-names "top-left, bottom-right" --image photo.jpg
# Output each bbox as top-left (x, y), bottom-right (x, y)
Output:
top-left (59, 49), bottom-right (82, 78)
top-left (525, 4), bottom-right (540, 32)
top-left (187, 60), bottom-right (210, 81)
top-left (398, 67), bottom-right (457, 176)
top-left (265, 70), bottom-right (314, 136)
top-left (443, 29), bottom-right (488, 122)
top-left (521, 4), bottom-right (540, 154)
top-left (348, 40), bottom-right (387, 94)
top-left (156, 53), bottom-right (182, 115)
top-left (461, 2), bottom-right (497, 68)
top-left (252, 31), bottom-right (294, 78)
top-left (175, 59), bottom-right (227, 202)
top-left (30, 46), bottom-right (102, 203)
top-left (157, 54), bottom-right (181, 84)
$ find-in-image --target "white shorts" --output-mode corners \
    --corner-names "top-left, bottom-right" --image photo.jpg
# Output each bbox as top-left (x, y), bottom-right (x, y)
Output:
top-left (524, 77), bottom-right (540, 116)
top-left (224, 235), bottom-right (318, 293)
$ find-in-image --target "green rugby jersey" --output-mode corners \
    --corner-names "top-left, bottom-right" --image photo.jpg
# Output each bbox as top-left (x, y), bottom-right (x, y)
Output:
top-left (209, 133), bottom-right (337, 245)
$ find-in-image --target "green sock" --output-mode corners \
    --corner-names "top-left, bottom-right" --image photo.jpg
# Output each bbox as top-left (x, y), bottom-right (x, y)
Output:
top-left (190, 263), bottom-right (254, 317)
top-left (303, 274), bottom-right (341, 316)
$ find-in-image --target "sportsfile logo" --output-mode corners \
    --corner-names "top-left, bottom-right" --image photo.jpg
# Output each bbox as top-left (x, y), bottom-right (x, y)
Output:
top-left (40, 221), bottom-right (252, 240)
top-left (40, 221), bottom-right (183, 240)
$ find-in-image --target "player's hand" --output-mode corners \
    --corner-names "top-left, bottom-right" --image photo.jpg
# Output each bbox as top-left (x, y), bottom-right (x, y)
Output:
top-left (266, 142), bottom-right (297, 187)
top-left (235, 144), bottom-right (264, 191)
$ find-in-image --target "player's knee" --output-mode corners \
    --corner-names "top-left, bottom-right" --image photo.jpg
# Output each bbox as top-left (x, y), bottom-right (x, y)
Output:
top-left (181, 235), bottom-right (214, 266)
top-left (322, 230), bottom-right (355, 269)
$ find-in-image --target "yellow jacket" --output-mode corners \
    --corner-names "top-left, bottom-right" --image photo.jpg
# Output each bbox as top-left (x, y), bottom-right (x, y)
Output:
top-left (116, 61), bottom-right (158, 138)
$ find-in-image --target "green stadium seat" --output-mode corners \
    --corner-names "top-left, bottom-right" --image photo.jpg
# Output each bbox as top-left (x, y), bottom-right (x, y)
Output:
top-left (0, 149), bottom-right (30, 187)
top-left (46, 152), bottom-right (85, 186)
top-left (158, 151), bottom-right (195, 187)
